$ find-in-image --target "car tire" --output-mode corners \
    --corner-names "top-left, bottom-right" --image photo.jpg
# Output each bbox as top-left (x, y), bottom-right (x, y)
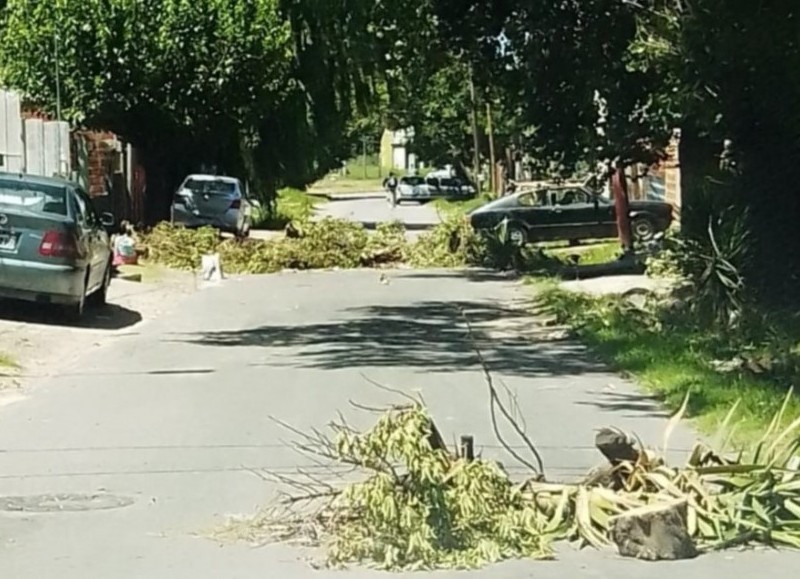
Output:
top-left (631, 216), bottom-right (656, 242)
top-left (506, 224), bottom-right (527, 246)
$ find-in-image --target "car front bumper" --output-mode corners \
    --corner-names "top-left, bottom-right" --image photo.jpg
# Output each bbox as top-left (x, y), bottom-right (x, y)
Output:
top-left (171, 206), bottom-right (243, 233)
top-left (0, 257), bottom-right (86, 305)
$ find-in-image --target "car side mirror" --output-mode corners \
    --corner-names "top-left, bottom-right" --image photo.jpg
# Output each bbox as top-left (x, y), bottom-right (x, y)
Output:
top-left (100, 212), bottom-right (116, 228)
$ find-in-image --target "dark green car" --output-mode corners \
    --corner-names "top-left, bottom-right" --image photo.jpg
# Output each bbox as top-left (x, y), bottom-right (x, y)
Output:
top-left (468, 185), bottom-right (674, 245)
top-left (0, 172), bottom-right (116, 319)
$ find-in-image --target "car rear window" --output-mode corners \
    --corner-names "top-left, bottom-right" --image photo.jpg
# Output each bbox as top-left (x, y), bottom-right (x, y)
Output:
top-left (401, 177), bottom-right (424, 186)
top-left (0, 179), bottom-right (69, 216)
top-left (183, 179), bottom-right (237, 195)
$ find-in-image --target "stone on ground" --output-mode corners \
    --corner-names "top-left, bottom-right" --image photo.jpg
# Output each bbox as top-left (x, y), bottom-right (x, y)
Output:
top-left (610, 499), bottom-right (698, 561)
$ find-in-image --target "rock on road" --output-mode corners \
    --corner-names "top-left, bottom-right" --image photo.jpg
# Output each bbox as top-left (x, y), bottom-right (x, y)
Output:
top-left (0, 269), bottom-right (798, 578)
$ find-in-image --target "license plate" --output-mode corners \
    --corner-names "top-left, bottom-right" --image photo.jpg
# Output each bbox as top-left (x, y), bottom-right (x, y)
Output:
top-left (0, 233), bottom-right (17, 252)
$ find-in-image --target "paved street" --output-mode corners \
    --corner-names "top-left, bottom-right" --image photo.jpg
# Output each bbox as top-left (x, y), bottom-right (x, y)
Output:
top-left (0, 269), bottom-right (798, 578)
top-left (317, 196), bottom-right (443, 230)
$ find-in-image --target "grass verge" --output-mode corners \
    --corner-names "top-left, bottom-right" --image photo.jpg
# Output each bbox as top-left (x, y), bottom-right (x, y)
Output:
top-left (533, 280), bottom-right (800, 442)
top-left (432, 196), bottom-right (491, 216)
top-left (546, 241), bottom-right (621, 266)
top-left (308, 178), bottom-right (386, 195)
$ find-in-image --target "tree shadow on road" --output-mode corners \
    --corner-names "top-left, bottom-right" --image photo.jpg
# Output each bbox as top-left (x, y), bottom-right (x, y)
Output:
top-left (171, 299), bottom-right (606, 377)
top-left (395, 269), bottom-right (521, 283)
top-left (576, 390), bottom-right (671, 420)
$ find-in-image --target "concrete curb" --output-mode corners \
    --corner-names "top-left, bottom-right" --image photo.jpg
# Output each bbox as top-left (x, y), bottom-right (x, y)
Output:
top-left (314, 192), bottom-right (385, 201)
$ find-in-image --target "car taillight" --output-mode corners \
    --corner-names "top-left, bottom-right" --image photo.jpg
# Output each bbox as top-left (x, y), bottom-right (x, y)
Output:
top-left (230, 199), bottom-right (242, 210)
top-left (39, 230), bottom-right (78, 258)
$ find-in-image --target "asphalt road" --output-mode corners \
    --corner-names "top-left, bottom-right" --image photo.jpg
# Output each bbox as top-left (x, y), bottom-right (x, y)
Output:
top-left (1, 269), bottom-right (798, 578)
top-left (316, 195), bottom-right (444, 231)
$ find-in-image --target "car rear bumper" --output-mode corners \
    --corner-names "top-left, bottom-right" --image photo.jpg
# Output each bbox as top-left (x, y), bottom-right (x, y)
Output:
top-left (171, 206), bottom-right (243, 233)
top-left (0, 257), bottom-right (85, 305)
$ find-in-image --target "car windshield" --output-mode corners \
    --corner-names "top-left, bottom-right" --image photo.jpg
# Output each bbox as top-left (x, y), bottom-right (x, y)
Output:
top-left (183, 179), bottom-right (237, 196)
top-left (0, 179), bottom-right (69, 216)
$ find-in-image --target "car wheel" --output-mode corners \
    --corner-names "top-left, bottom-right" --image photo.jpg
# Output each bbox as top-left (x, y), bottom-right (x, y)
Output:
top-left (632, 216), bottom-right (656, 242)
top-left (506, 224), bottom-right (527, 246)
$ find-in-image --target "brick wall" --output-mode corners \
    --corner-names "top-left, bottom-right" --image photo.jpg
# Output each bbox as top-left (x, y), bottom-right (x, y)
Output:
top-left (74, 130), bottom-right (118, 196)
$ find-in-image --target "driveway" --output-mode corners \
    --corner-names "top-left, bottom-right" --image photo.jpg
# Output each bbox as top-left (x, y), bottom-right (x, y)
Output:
top-left (0, 269), bottom-right (797, 578)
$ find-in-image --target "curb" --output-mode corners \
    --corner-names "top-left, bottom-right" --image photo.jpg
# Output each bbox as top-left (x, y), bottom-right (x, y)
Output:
top-left (319, 192), bottom-right (386, 201)
top-left (356, 221), bottom-right (435, 232)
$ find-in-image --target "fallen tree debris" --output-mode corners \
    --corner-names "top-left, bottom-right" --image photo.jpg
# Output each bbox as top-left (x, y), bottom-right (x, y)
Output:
top-left (610, 500), bottom-right (698, 561)
top-left (215, 387), bottom-right (800, 571)
top-left (214, 321), bottom-right (800, 570)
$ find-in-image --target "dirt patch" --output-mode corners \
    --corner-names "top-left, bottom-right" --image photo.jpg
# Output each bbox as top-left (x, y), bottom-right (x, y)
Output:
top-left (0, 267), bottom-right (197, 391)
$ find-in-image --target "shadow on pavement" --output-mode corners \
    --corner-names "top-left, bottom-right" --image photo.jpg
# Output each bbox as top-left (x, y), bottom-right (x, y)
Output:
top-left (0, 300), bottom-right (142, 330)
top-left (577, 390), bottom-right (671, 419)
top-left (171, 300), bottom-right (606, 377)
top-left (397, 269), bottom-right (520, 283)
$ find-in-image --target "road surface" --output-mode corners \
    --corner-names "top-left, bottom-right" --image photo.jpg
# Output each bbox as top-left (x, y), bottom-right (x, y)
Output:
top-left (316, 196), bottom-right (443, 231)
top-left (1, 269), bottom-right (798, 578)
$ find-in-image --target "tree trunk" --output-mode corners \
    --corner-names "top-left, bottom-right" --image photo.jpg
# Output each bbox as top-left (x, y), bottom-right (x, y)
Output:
top-left (486, 101), bottom-right (496, 194)
top-left (612, 165), bottom-right (633, 252)
top-left (468, 64), bottom-right (482, 195)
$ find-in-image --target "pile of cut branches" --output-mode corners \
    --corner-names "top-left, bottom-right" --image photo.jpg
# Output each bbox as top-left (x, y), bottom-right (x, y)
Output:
top-left (213, 313), bottom-right (800, 570)
top-left (141, 216), bottom-right (557, 275)
top-left (219, 387), bottom-right (800, 570)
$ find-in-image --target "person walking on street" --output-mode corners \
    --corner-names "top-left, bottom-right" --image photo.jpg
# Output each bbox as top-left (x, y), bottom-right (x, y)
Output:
top-left (383, 172), bottom-right (399, 207)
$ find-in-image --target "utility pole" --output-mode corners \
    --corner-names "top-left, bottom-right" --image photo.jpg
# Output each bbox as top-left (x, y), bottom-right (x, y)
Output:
top-left (468, 64), bottom-right (481, 195)
top-left (485, 101), bottom-right (496, 194)
top-left (54, 29), bottom-right (65, 177)
top-left (611, 163), bottom-right (633, 253)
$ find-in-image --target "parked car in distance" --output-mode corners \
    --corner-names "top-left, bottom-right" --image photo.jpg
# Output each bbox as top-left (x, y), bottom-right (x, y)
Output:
top-left (0, 172), bottom-right (116, 319)
top-left (170, 174), bottom-right (256, 237)
top-left (394, 176), bottom-right (427, 203)
top-left (468, 185), bottom-right (673, 245)
top-left (395, 170), bottom-right (476, 204)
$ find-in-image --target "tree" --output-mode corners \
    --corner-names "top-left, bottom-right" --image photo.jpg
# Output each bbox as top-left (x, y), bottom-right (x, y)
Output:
top-left (0, 0), bottom-right (293, 218)
top-left (627, 0), bottom-right (800, 301)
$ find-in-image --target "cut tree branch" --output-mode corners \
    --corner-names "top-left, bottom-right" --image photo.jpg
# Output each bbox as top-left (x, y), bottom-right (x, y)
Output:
top-left (459, 309), bottom-right (546, 476)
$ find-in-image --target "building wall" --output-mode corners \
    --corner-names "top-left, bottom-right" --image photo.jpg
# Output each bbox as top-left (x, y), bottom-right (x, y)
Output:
top-left (380, 129), bottom-right (394, 170)
top-left (9, 91), bottom-right (147, 224)
top-left (380, 128), bottom-right (413, 171)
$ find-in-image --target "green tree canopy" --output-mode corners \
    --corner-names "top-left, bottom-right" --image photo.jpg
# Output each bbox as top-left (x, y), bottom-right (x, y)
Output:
top-left (0, 0), bottom-right (393, 216)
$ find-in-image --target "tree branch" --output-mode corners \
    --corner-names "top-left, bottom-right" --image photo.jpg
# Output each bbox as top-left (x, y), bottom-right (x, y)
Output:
top-left (460, 309), bottom-right (546, 476)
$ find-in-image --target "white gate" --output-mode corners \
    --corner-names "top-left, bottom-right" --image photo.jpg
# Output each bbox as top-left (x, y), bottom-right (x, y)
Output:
top-left (0, 89), bottom-right (71, 177)
top-left (0, 90), bottom-right (24, 172)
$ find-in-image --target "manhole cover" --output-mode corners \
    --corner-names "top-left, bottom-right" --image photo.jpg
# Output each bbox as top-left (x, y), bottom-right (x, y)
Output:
top-left (0, 493), bottom-right (135, 513)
